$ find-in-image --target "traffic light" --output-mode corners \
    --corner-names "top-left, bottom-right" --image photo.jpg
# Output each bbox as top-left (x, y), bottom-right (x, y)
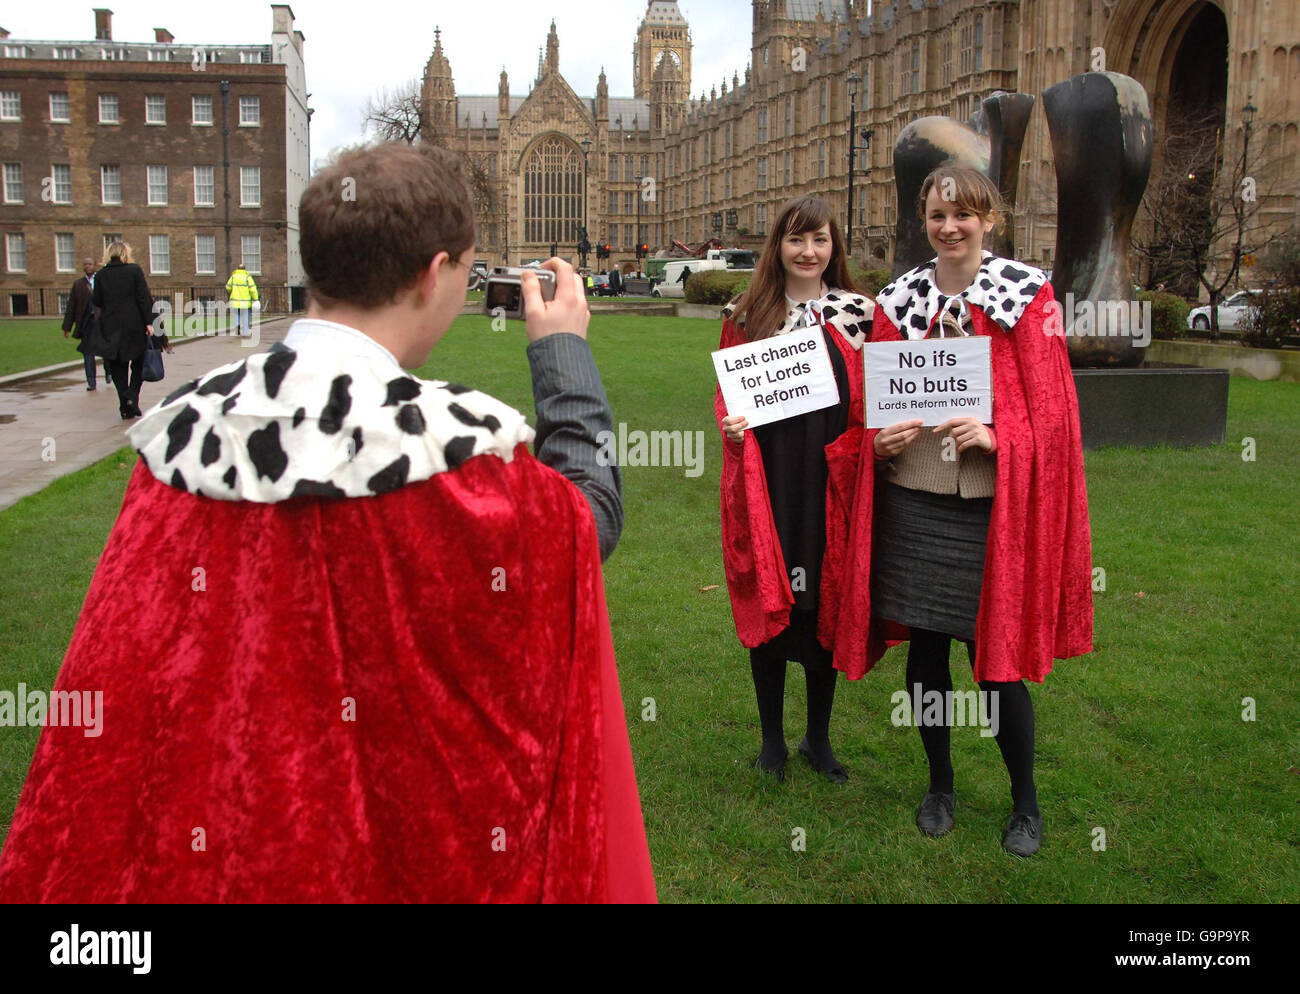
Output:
top-left (637, 243), bottom-right (649, 259)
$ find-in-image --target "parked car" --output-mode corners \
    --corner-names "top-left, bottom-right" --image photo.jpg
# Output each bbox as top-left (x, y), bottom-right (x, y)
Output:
top-left (587, 274), bottom-right (619, 297)
top-left (1187, 289), bottom-right (1262, 331)
top-left (467, 260), bottom-right (490, 292)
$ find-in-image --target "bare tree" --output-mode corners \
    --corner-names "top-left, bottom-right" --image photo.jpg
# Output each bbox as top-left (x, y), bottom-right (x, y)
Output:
top-left (1134, 105), bottom-right (1292, 334)
top-left (462, 152), bottom-right (499, 224)
top-left (361, 80), bottom-right (425, 145)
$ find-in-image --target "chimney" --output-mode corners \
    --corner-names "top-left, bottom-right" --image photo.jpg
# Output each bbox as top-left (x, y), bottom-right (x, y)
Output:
top-left (154, 28), bottom-right (174, 44)
top-left (0, 28), bottom-right (9, 40)
top-left (94, 8), bottom-right (113, 41)
top-left (271, 4), bottom-right (294, 36)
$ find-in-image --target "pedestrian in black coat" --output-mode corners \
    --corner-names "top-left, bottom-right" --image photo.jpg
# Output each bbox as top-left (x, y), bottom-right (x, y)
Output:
top-left (93, 242), bottom-right (158, 420)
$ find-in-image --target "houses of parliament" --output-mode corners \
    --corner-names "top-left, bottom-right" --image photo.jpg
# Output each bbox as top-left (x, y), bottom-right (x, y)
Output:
top-left (422, 0), bottom-right (1299, 276)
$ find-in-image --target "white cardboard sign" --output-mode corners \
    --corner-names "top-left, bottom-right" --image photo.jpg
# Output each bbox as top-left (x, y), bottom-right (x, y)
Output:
top-left (712, 327), bottom-right (840, 429)
top-left (864, 337), bottom-right (993, 428)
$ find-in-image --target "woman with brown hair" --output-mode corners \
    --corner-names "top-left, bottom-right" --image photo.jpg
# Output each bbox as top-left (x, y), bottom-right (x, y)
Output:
top-left (93, 240), bottom-right (161, 420)
top-left (834, 165), bottom-right (1093, 854)
top-left (714, 196), bottom-right (875, 783)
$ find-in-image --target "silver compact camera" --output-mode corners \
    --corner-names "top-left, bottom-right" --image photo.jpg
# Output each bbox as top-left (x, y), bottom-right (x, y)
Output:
top-left (483, 266), bottom-right (556, 320)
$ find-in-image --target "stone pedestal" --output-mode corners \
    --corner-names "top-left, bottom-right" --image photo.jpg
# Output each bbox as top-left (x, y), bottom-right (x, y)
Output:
top-left (1072, 364), bottom-right (1229, 448)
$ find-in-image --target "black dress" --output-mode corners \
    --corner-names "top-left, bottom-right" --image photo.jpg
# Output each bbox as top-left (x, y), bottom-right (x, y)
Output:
top-left (750, 325), bottom-right (850, 665)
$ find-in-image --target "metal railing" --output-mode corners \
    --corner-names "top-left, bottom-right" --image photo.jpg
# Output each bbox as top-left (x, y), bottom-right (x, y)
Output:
top-left (4, 284), bottom-right (306, 317)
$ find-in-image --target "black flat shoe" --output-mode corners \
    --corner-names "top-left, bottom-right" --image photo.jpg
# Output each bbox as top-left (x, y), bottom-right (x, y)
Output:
top-left (753, 746), bottom-right (788, 782)
top-left (1002, 812), bottom-right (1042, 857)
top-left (916, 791), bottom-right (955, 837)
top-left (797, 737), bottom-right (848, 783)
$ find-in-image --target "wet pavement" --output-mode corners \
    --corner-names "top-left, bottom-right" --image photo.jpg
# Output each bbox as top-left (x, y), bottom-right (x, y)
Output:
top-left (0, 318), bottom-right (293, 512)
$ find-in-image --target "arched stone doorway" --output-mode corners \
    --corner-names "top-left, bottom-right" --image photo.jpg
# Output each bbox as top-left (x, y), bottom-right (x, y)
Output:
top-left (1104, 1), bottom-right (1230, 292)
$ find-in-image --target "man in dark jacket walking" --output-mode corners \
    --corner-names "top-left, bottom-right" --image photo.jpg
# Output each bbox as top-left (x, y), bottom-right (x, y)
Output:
top-left (61, 258), bottom-right (108, 391)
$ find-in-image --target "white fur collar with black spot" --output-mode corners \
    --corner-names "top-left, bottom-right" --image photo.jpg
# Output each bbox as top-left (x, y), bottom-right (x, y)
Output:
top-left (876, 252), bottom-right (1047, 338)
top-left (723, 289), bottom-right (875, 349)
top-left (126, 343), bottom-right (535, 502)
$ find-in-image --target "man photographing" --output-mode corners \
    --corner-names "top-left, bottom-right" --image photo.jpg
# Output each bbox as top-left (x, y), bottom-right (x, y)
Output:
top-left (0, 142), bottom-right (654, 904)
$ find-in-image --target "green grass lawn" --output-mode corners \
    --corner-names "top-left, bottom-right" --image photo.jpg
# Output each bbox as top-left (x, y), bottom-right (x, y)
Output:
top-left (0, 319), bottom-right (86, 377)
top-left (0, 315), bottom-right (240, 378)
top-left (1, 312), bottom-right (1297, 903)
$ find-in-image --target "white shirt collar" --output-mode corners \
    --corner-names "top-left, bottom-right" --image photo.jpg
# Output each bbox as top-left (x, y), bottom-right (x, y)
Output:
top-left (283, 318), bottom-right (401, 369)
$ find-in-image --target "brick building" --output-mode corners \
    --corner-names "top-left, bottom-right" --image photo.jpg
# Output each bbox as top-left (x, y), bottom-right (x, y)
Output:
top-left (0, 5), bottom-right (309, 317)
top-left (429, 0), bottom-right (1298, 287)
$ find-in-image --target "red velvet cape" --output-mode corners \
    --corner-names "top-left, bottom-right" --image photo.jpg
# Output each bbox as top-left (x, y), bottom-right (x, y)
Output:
top-left (833, 282), bottom-right (1094, 683)
top-left (0, 447), bottom-right (655, 903)
top-left (714, 315), bottom-right (866, 652)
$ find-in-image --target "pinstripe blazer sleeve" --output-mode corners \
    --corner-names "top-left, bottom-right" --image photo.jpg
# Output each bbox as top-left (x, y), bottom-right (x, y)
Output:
top-left (526, 333), bottom-right (623, 562)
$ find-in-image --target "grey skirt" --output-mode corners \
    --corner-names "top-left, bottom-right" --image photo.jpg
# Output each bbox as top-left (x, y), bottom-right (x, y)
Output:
top-left (871, 482), bottom-right (992, 641)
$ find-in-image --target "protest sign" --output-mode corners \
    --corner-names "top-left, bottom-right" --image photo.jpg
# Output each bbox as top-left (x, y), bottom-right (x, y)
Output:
top-left (713, 327), bottom-right (839, 429)
top-left (864, 337), bottom-right (992, 428)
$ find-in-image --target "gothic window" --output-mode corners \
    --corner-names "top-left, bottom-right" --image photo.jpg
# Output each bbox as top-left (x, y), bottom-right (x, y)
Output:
top-left (974, 15), bottom-right (984, 72)
top-left (524, 136), bottom-right (583, 246)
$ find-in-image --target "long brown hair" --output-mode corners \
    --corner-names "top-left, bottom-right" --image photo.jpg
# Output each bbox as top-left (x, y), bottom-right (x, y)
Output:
top-left (732, 196), bottom-right (857, 341)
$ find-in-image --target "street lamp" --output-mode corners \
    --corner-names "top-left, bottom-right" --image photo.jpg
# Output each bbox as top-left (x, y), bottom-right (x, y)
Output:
top-left (846, 73), bottom-right (873, 257)
top-left (847, 72), bottom-right (859, 247)
top-left (634, 174), bottom-right (643, 271)
top-left (580, 137), bottom-right (592, 269)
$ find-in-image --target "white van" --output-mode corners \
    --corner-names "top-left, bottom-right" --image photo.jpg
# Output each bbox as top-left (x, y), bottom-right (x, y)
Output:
top-left (654, 260), bottom-right (703, 298)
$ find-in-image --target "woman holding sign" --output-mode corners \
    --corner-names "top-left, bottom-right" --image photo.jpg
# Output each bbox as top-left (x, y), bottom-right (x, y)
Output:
top-left (834, 166), bottom-right (1093, 855)
top-left (714, 196), bottom-right (875, 783)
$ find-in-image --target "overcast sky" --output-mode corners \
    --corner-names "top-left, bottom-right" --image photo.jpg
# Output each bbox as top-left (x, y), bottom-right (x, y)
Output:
top-left (4, 0), bottom-right (779, 169)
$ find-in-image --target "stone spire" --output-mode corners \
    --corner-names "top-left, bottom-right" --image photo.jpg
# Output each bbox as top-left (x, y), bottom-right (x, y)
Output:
top-left (545, 19), bottom-right (560, 75)
top-left (421, 26), bottom-right (456, 136)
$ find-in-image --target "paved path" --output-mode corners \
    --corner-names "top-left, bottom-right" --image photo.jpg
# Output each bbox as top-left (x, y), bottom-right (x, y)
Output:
top-left (0, 319), bottom-right (293, 512)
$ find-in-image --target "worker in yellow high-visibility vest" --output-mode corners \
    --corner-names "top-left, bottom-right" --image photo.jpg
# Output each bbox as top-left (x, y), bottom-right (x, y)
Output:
top-left (226, 263), bottom-right (260, 338)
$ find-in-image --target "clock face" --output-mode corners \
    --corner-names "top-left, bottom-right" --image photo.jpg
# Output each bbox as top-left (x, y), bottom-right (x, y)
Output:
top-left (655, 49), bottom-right (683, 73)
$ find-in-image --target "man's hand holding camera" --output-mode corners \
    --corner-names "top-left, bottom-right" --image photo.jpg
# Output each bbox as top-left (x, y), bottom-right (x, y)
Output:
top-left (521, 259), bottom-right (589, 343)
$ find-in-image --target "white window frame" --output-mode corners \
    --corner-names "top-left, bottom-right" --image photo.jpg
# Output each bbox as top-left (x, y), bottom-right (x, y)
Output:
top-left (98, 93), bottom-right (119, 124)
top-left (195, 234), bottom-right (216, 275)
top-left (192, 95), bottom-right (213, 126)
top-left (100, 164), bottom-right (122, 205)
top-left (240, 234), bottom-right (262, 275)
top-left (2, 163), bottom-right (22, 204)
top-left (5, 233), bottom-right (27, 273)
top-left (145, 94), bottom-right (166, 125)
top-left (49, 92), bottom-right (71, 123)
top-left (148, 234), bottom-right (171, 275)
top-left (0, 91), bottom-right (20, 121)
top-left (147, 165), bottom-right (168, 206)
top-left (238, 95), bottom-right (260, 126)
top-left (51, 163), bottom-right (73, 204)
top-left (240, 166), bottom-right (260, 208)
top-left (193, 165), bottom-right (215, 207)
top-left (55, 233), bottom-right (76, 273)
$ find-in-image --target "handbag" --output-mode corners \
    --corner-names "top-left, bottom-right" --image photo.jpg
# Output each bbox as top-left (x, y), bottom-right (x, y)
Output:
top-left (141, 336), bottom-right (165, 382)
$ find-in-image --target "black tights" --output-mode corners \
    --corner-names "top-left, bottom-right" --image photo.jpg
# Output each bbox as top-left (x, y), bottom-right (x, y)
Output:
top-left (750, 644), bottom-right (841, 774)
top-left (905, 628), bottom-right (1038, 816)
